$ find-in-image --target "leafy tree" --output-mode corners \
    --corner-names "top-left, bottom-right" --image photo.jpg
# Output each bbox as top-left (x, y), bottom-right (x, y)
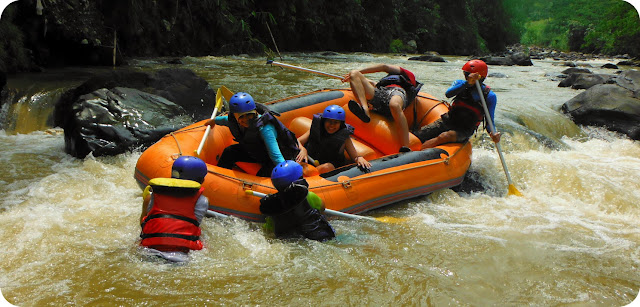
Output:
top-left (503, 0), bottom-right (639, 56)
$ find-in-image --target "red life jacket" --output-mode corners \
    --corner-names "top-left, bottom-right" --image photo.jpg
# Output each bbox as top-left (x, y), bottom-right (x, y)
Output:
top-left (140, 179), bottom-right (204, 251)
top-left (450, 85), bottom-right (490, 127)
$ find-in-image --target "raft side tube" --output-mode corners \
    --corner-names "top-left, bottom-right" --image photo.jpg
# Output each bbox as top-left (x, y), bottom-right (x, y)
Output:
top-left (267, 91), bottom-right (345, 115)
top-left (321, 148), bottom-right (449, 182)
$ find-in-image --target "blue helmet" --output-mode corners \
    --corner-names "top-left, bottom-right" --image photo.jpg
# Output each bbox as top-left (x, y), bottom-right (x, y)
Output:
top-left (271, 160), bottom-right (303, 191)
top-left (322, 105), bottom-right (345, 121)
top-left (171, 156), bottom-right (208, 183)
top-left (229, 92), bottom-right (256, 114)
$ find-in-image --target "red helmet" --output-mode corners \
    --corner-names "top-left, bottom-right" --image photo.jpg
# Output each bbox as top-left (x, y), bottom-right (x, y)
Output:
top-left (462, 60), bottom-right (488, 78)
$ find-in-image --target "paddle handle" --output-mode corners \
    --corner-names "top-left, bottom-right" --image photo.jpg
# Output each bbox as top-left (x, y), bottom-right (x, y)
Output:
top-left (267, 60), bottom-right (343, 80)
top-left (475, 82), bottom-right (515, 186)
top-left (245, 190), bottom-right (377, 221)
top-left (196, 90), bottom-right (225, 156)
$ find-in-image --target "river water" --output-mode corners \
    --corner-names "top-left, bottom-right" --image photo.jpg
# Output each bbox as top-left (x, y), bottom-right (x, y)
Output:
top-left (0, 53), bottom-right (638, 306)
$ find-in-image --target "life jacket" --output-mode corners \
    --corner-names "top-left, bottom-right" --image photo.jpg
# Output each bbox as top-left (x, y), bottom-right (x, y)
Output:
top-left (450, 84), bottom-right (491, 129)
top-left (140, 178), bottom-right (204, 251)
top-left (227, 103), bottom-right (299, 164)
top-left (259, 180), bottom-right (335, 241)
top-left (306, 114), bottom-right (354, 167)
top-left (376, 71), bottom-right (424, 104)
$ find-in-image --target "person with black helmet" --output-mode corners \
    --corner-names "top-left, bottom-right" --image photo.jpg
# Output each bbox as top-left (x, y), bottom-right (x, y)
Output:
top-left (415, 59), bottom-right (501, 149)
top-left (296, 105), bottom-right (371, 174)
top-left (259, 160), bottom-right (335, 241)
top-left (204, 92), bottom-right (300, 177)
top-left (342, 64), bottom-right (423, 153)
top-left (139, 156), bottom-right (209, 262)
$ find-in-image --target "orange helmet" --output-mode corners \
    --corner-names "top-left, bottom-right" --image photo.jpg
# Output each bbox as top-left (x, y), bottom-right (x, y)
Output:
top-left (462, 60), bottom-right (488, 78)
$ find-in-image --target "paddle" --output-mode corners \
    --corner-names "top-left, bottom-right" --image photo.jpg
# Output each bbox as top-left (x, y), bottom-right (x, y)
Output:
top-left (266, 60), bottom-right (343, 80)
top-left (245, 190), bottom-right (406, 223)
top-left (196, 88), bottom-right (225, 157)
top-left (220, 85), bottom-right (234, 102)
top-left (475, 82), bottom-right (523, 196)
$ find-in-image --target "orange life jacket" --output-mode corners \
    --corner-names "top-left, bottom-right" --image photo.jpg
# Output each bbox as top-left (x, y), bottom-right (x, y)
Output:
top-left (140, 179), bottom-right (204, 251)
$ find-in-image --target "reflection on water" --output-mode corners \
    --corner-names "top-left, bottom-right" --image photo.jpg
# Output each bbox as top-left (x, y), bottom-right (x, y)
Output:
top-left (0, 53), bottom-right (638, 306)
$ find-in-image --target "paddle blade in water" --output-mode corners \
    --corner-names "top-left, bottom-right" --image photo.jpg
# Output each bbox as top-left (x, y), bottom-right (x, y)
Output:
top-left (508, 184), bottom-right (523, 196)
top-left (375, 216), bottom-right (409, 224)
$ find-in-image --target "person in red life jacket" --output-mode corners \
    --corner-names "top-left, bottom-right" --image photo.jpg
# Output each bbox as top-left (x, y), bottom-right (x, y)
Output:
top-left (342, 64), bottom-right (423, 153)
top-left (204, 92), bottom-right (301, 177)
top-left (295, 105), bottom-right (371, 174)
top-left (139, 156), bottom-right (209, 263)
top-left (415, 60), bottom-right (501, 149)
top-left (259, 160), bottom-right (335, 241)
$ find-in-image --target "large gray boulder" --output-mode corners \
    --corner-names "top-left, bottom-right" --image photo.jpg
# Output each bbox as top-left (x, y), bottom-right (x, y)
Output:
top-left (65, 87), bottom-right (193, 158)
top-left (54, 68), bottom-right (216, 158)
top-left (558, 73), bottom-right (617, 89)
top-left (408, 55), bottom-right (447, 62)
top-left (561, 70), bottom-right (640, 140)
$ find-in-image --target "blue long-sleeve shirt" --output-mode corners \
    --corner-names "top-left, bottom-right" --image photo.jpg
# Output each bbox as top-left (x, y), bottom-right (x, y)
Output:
top-left (445, 80), bottom-right (498, 131)
top-left (215, 115), bottom-right (285, 164)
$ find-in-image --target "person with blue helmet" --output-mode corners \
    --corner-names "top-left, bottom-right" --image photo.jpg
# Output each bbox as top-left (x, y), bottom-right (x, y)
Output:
top-left (296, 105), bottom-right (371, 174)
top-left (259, 160), bottom-right (335, 241)
top-left (204, 92), bottom-right (301, 177)
top-left (139, 156), bottom-right (210, 263)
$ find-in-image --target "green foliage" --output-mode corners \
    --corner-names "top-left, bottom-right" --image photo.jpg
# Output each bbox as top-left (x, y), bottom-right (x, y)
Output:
top-left (503, 0), bottom-right (640, 56)
top-left (390, 39), bottom-right (407, 53)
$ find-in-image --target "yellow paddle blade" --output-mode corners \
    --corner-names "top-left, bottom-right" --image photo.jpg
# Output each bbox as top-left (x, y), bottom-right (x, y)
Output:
top-left (220, 86), bottom-right (235, 102)
top-left (375, 216), bottom-right (410, 224)
top-left (215, 88), bottom-right (224, 110)
top-left (508, 184), bottom-right (523, 196)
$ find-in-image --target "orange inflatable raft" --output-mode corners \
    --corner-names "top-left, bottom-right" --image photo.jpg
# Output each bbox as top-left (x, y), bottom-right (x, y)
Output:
top-left (134, 88), bottom-right (472, 222)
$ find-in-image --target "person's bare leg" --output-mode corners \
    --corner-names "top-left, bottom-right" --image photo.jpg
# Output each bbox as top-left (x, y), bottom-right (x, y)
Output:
top-left (389, 96), bottom-right (409, 148)
top-left (421, 130), bottom-right (457, 149)
top-left (348, 70), bottom-right (375, 118)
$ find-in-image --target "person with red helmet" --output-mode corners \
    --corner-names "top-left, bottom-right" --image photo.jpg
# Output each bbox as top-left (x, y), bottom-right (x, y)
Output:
top-left (415, 59), bottom-right (501, 149)
top-left (342, 64), bottom-right (423, 153)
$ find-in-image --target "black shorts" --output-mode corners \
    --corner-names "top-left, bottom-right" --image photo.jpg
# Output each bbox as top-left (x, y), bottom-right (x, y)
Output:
top-left (369, 87), bottom-right (408, 118)
top-left (414, 113), bottom-right (476, 143)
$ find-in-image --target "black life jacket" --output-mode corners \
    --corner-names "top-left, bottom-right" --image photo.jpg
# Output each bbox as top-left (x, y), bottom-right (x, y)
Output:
top-left (306, 114), bottom-right (354, 167)
top-left (259, 181), bottom-right (335, 241)
top-left (227, 103), bottom-right (299, 164)
top-left (450, 84), bottom-right (491, 129)
top-left (376, 73), bottom-right (424, 104)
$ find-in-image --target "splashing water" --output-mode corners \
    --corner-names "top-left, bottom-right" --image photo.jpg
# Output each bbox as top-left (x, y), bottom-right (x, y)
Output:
top-left (0, 53), bottom-right (638, 305)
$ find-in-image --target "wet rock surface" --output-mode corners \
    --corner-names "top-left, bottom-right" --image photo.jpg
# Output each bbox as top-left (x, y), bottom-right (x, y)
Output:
top-left (561, 70), bottom-right (640, 140)
top-left (54, 68), bottom-right (215, 158)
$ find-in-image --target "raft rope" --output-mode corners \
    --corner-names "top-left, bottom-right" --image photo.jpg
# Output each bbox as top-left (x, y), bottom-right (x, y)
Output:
top-left (309, 140), bottom-right (471, 190)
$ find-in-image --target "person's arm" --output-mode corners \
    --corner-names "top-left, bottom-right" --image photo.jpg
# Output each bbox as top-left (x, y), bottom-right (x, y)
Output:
top-left (140, 193), bottom-right (152, 224)
top-left (484, 91), bottom-right (501, 143)
top-left (485, 91), bottom-right (497, 126)
top-left (445, 79), bottom-right (469, 98)
top-left (361, 63), bottom-right (402, 75)
top-left (205, 115), bottom-right (229, 127)
top-left (193, 195), bottom-right (209, 223)
top-left (345, 138), bottom-right (371, 170)
top-left (296, 130), bottom-right (310, 163)
top-left (342, 64), bottom-right (403, 82)
top-left (259, 123), bottom-right (285, 164)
